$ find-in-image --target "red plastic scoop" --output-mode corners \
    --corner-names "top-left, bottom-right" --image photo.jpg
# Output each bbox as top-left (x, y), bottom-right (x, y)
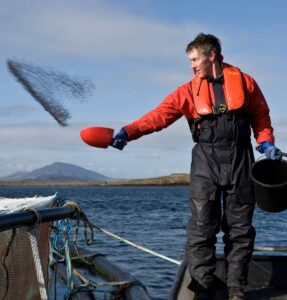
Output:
top-left (80, 127), bottom-right (114, 148)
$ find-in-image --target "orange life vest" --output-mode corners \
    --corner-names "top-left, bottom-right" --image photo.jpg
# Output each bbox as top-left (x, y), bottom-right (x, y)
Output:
top-left (191, 63), bottom-right (245, 115)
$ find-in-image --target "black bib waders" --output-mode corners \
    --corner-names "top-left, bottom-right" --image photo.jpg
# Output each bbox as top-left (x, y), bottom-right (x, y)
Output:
top-left (186, 78), bottom-right (256, 292)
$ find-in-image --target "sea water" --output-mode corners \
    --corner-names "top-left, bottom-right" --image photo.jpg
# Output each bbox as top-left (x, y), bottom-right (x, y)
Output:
top-left (1, 185), bottom-right (286, 300)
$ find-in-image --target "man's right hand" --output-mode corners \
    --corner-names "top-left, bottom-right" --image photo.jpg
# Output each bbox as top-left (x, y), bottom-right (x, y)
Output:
top-left (111, 128), bottom-right (128, 150)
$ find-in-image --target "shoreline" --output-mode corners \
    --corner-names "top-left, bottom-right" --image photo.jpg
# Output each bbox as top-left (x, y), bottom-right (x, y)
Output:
top-left (0, 173), bottom-right (190, 187)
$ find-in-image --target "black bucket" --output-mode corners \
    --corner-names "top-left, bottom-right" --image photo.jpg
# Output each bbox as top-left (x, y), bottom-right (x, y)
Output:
top-left (250, 159), bottom-right (287, 212)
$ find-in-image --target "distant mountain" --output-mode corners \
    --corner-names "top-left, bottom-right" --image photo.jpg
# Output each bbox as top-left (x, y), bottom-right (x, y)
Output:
top-left (0, 162), bottom-right (113, 182)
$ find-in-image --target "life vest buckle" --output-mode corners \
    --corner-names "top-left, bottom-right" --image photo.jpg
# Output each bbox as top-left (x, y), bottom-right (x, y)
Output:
top-left (212, 104), bottom-right (227, 114)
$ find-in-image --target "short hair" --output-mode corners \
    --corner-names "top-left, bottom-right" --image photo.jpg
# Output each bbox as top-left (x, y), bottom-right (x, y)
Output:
top-left (185, 33), bottom-right (222, 57)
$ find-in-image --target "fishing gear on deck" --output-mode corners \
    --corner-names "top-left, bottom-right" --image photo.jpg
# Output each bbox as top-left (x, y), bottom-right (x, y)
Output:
top-left (6, 59), bottom-right (95, 126)
top-left (0, 196), bottom-right (151, 299)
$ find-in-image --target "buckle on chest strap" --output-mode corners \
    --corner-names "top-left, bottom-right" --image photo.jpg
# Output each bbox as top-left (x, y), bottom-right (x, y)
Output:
top-left (212, 104), bottom-right (227, 114)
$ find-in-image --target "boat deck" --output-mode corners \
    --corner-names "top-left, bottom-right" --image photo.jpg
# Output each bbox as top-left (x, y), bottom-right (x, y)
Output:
top-left (169, 255), bottom-right (287, 300)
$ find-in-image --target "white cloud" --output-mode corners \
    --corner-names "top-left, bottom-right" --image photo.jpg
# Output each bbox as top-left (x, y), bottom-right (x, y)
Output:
top-left (0, 124), bottom-right (95, 155)
top-left (0, 0), bottom-right (204, 61)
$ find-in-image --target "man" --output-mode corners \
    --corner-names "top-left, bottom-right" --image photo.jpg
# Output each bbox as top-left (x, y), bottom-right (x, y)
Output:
top-left (111, 33), bottom-right (281, 300)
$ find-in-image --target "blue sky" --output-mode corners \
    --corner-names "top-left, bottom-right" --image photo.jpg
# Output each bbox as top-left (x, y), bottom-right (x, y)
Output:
top-left (0, 0), bottom-right (287, 178)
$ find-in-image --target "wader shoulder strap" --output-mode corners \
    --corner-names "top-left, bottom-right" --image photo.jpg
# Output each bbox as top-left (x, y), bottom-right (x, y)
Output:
top-left (208, 76), bottom-right (227, 114)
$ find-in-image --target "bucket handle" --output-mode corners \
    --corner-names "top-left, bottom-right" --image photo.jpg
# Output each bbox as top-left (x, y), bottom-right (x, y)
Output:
top-left (278, 151), bottom-right (287, 157)
top-left (255, 151), bottom-right (287, 162)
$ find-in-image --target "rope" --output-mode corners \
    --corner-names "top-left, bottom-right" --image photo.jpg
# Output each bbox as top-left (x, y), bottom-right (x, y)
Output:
top-left (53, 218), bottom-right (74, 298)
top-left (50, 200), bottom-right (176, 299)
top-left (63, 220), bottom-right (74, 297)
top-left (49, 225), bottom-right (63, 300)
top-left (49, 205), bottom-right (100, 299)
top-left (24, 207), bottom-right (42, 228)
top-left (2, 228), bottom-right (16, 300)
top-left (28, 227), bottom-right (48, 300)
top-left (69, 203), bottom-right (287, 264)
top-left (254, 246), bottom-right (287, 252)
top-left (22, 208), bottom-right (48, 300)
top-left (49, 219), bottom-right (74, 299)
top-left (63, 201), bottom-right (181, 265)
top-left (73, 268), bottom-right (135, 288)
top-left (58, 201), bottom-right (181, 265)
top-left (64, 201), bottom-right (94, 245)
top-left (66, 268), bottom-right (141, 300)
top-left (52, 248), bottom-right (137, 299)
top-left (93, 224), bottom-right (181, 265)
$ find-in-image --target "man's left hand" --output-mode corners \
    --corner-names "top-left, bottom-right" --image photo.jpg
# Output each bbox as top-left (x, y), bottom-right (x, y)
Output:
top-left (256, 141), bottom-right (282, 160)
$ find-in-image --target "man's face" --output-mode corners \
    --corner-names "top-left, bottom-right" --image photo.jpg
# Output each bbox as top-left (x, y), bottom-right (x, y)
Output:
top-left (187, 48), bottom-right (213, 79)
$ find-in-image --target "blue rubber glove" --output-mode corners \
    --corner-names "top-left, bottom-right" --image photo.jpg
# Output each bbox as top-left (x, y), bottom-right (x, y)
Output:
top-left (111, 128), bottom-right (128, 150)
top-left (256, 141), bottom-right (282, 160)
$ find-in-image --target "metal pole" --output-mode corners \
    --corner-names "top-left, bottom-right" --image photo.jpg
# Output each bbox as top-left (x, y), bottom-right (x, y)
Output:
top-left (0, 206), bottom-right (77, 232)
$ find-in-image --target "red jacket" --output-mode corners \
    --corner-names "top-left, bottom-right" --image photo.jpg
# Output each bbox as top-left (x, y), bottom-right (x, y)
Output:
top-left (124, 63), bottom-right (274, 144)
